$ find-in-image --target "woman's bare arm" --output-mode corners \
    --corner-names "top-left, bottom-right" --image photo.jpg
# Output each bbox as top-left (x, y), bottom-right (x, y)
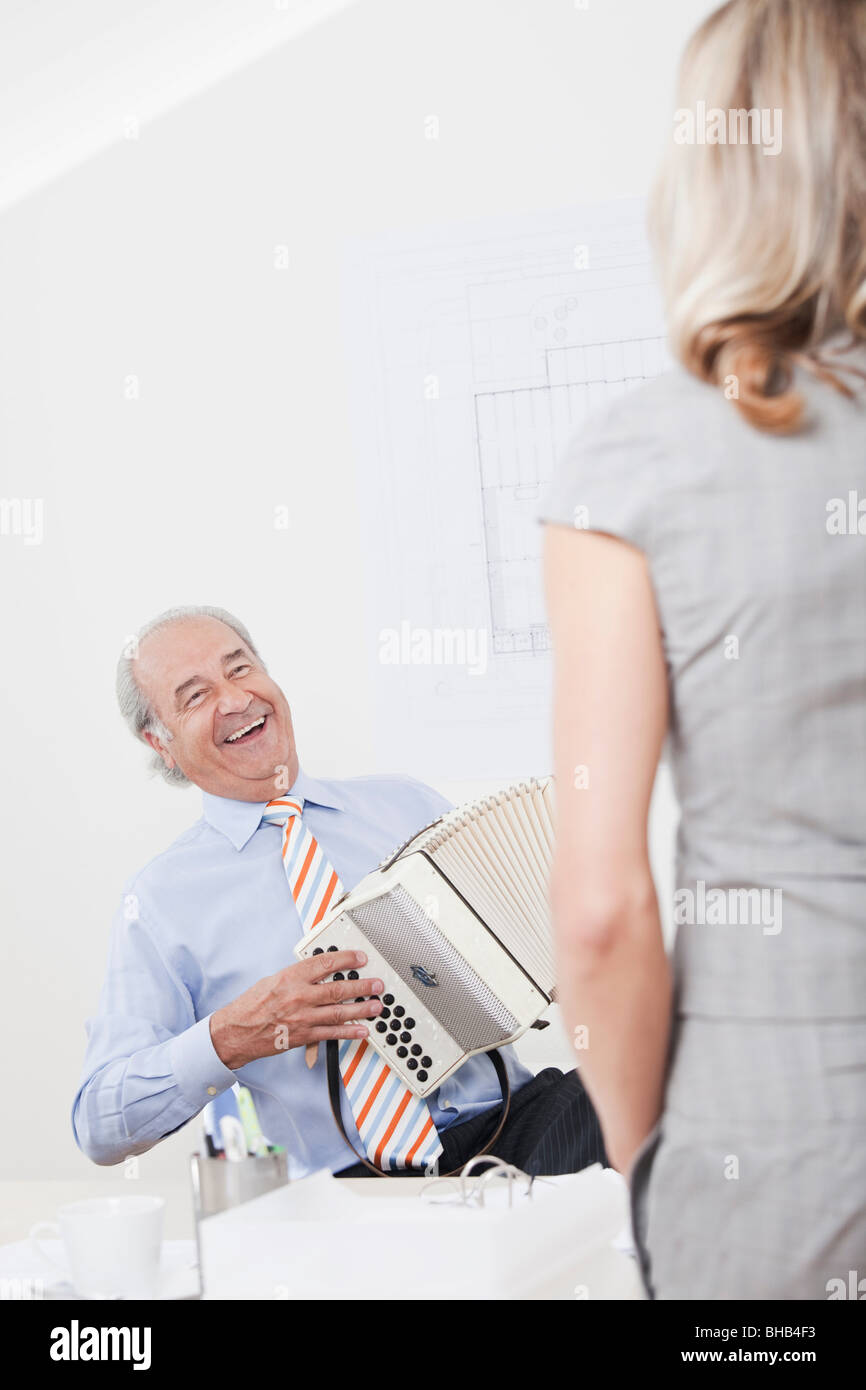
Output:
top-left (543, 523), bottom-right (671, 1174)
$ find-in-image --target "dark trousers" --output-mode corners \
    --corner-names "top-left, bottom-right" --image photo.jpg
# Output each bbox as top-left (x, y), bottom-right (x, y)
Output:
top-left (335, 1065), bottom-right (609, 1177)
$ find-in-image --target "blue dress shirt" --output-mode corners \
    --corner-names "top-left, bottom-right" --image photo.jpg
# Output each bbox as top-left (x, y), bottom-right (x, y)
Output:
top-left (72, 766), bottom-right (534, 1174)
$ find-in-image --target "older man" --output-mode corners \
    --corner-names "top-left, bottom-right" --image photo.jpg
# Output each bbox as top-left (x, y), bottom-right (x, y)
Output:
top-left (72, 605), bottom-right (607, 1176)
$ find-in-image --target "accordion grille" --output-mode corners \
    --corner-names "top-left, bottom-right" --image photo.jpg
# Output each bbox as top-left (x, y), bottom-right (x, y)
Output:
top-left (347, 886), bottom-right (520, 1051)
top-left (379, 776), bottom-right (557, 998)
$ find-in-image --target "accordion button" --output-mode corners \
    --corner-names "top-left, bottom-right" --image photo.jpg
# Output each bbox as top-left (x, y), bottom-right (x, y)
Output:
top-left (386, 1033), bottom-right (397, 1045)
top-left (380, 1007), bottom-right (391, 1019)
top-left (393, 1006), bottom-right (405, 1018)
top-left (400, 1031), bottom-right (411, 1044)
top-left (375, 1022), bottom-right (388, 1034)
top-left (333, 973), bottom-right (345, 981)
top-left (312, 948), bottom-right (324, 955)
top-left (396, 1046), bottom-right (408, 1058)
top-left (410, 1045), bottom-right (422, 1057)
top-left (421, 1055), bottom-right (432, 1068)
top-left (404, 1018), bottom-right (416, 1030)
top-left (327, 946), bottom-right (338, 953)
top-left (347, 970), bottom-right (359, 980)
top-left (406, 1058), bottom-right (418, 1071)
top-left (382, 994), bottom-right (395, 1006)
top-left (417, 1071), bottom-right (428, 1083)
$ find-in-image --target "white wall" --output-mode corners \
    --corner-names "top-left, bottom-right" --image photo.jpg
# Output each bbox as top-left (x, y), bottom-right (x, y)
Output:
top-left (0, 0), bottom-right (704, 1236)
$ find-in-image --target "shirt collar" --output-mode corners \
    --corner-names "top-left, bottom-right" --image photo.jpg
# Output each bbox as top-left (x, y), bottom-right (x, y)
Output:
top-left (201, 764), bottom-right (347, 852)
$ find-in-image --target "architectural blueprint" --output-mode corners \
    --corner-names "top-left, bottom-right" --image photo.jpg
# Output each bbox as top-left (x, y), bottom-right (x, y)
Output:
top-left (342, 198), bottom-right (671, 779)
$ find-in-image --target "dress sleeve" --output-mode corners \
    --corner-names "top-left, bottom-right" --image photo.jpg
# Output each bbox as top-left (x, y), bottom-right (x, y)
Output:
top-left (537, 393), bottom-right (662, 554)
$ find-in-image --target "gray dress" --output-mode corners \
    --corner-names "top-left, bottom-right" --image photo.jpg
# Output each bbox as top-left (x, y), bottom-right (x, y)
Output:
top-left (539, 330), bottom-right (866, 1300)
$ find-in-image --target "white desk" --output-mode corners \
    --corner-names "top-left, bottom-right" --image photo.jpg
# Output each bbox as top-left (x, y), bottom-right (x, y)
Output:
top-left (198, 1168), bottom-right (646, 1300)
top-left (0, 1172), bottom-right (645, 1301)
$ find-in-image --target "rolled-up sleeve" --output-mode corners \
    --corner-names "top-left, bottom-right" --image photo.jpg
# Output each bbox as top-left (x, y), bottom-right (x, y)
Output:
top-left (72, 892), bottom-right (236, 1165)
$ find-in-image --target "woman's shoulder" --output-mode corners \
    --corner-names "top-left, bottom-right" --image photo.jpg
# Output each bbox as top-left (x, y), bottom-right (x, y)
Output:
top-left (539, 335), bottom-right (866, 555)
top-left (539, 363), bottom-right (714, 547)
top-left (580, 360), bottom-right (728, 450)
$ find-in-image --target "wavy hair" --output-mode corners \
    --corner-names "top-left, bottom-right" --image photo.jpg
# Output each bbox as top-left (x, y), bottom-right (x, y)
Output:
top-left (648, 0), bottom-right (866, 433)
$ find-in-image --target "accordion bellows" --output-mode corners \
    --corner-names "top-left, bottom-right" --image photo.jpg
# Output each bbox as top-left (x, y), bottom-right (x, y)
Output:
top-left (295, 777), bottom-right (557, 1097)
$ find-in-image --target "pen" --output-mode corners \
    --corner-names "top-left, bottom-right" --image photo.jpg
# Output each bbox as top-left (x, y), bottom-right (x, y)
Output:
top-left (234, 1085), bottom-right (269, 1157)
top-left (202, 1100), bottom-right (222, 1157)
top-left (219, 1115), bottom-right (248, 1163)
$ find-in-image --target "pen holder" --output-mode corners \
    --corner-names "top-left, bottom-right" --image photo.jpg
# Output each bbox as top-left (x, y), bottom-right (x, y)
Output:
top-left (190, 1151), bottom-right (289, 1295)
top-left (191, 1151), bottom-right (289, 1220)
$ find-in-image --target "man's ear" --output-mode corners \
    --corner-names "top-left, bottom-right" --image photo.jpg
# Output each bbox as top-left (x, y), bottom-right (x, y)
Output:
top-left (143, 729), bottom-right (176, 771)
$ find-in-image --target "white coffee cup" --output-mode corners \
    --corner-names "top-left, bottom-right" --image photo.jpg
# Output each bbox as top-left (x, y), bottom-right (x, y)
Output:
top-left (29, 1195), bottom-right (165, 1299)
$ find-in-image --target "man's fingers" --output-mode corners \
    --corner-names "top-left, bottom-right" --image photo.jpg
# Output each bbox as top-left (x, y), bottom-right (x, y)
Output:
top-left (294, 997), bottom-right (383, 1031)
top-left (282, 1022), bottom-right (371, 1048)
top-left (352, 979), bottom-right (383, 1000)
top-left (303, 1024), bottom-right (372, 1042)
top-left (298, 977), bottom-right (383, 1007)
top-left (317, 977), bottom-right (383, 1007)
top-left (325, 997), bottom-right (383, 1024)
top-left (299, 950), bottom-right (369, 983)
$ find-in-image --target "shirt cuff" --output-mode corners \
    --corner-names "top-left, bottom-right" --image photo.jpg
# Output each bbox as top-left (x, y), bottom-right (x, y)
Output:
top-left (170, 1015), bottom-right (237, 1110)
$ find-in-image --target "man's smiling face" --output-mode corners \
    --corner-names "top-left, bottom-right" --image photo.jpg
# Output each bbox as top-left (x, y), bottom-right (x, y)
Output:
top-left (136, 616), bottom-right (299, 802)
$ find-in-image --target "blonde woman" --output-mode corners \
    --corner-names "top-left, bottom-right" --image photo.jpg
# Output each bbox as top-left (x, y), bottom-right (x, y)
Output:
top-left (541, 0), bottom-right (866, 1299)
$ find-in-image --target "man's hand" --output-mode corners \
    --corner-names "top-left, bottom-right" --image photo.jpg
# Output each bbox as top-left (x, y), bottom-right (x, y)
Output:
top-left (209, 951), bottom-right (383, 1071)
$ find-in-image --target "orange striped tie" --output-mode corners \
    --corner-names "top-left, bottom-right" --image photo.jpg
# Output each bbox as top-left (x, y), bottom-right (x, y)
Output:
top-left (262, 797), bottom-right (443, 1172)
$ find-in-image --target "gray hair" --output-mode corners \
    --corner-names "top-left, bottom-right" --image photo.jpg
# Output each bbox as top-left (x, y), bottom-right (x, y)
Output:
top-left (116, 605), bottom-right (264, 787)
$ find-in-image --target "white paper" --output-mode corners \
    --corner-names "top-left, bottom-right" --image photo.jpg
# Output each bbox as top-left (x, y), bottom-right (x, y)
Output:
top-left (342, 198), bottom-right (670, 779)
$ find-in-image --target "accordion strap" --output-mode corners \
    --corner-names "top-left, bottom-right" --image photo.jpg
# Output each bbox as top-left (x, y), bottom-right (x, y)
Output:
top-left (326, 1041), bottom-right (512, 1178)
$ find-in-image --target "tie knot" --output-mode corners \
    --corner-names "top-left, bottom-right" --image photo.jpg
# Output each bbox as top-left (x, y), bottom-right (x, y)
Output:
top-left (261, 795), bottom-right (305, 827)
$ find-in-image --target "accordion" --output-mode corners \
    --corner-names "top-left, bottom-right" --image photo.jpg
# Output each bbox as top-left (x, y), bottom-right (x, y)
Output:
top-left (294, 777), bottom-right (556, 1098)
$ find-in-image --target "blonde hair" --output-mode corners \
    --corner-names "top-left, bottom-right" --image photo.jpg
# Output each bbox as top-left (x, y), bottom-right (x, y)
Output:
top-left (649, 0), bottom-right (866, 433)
